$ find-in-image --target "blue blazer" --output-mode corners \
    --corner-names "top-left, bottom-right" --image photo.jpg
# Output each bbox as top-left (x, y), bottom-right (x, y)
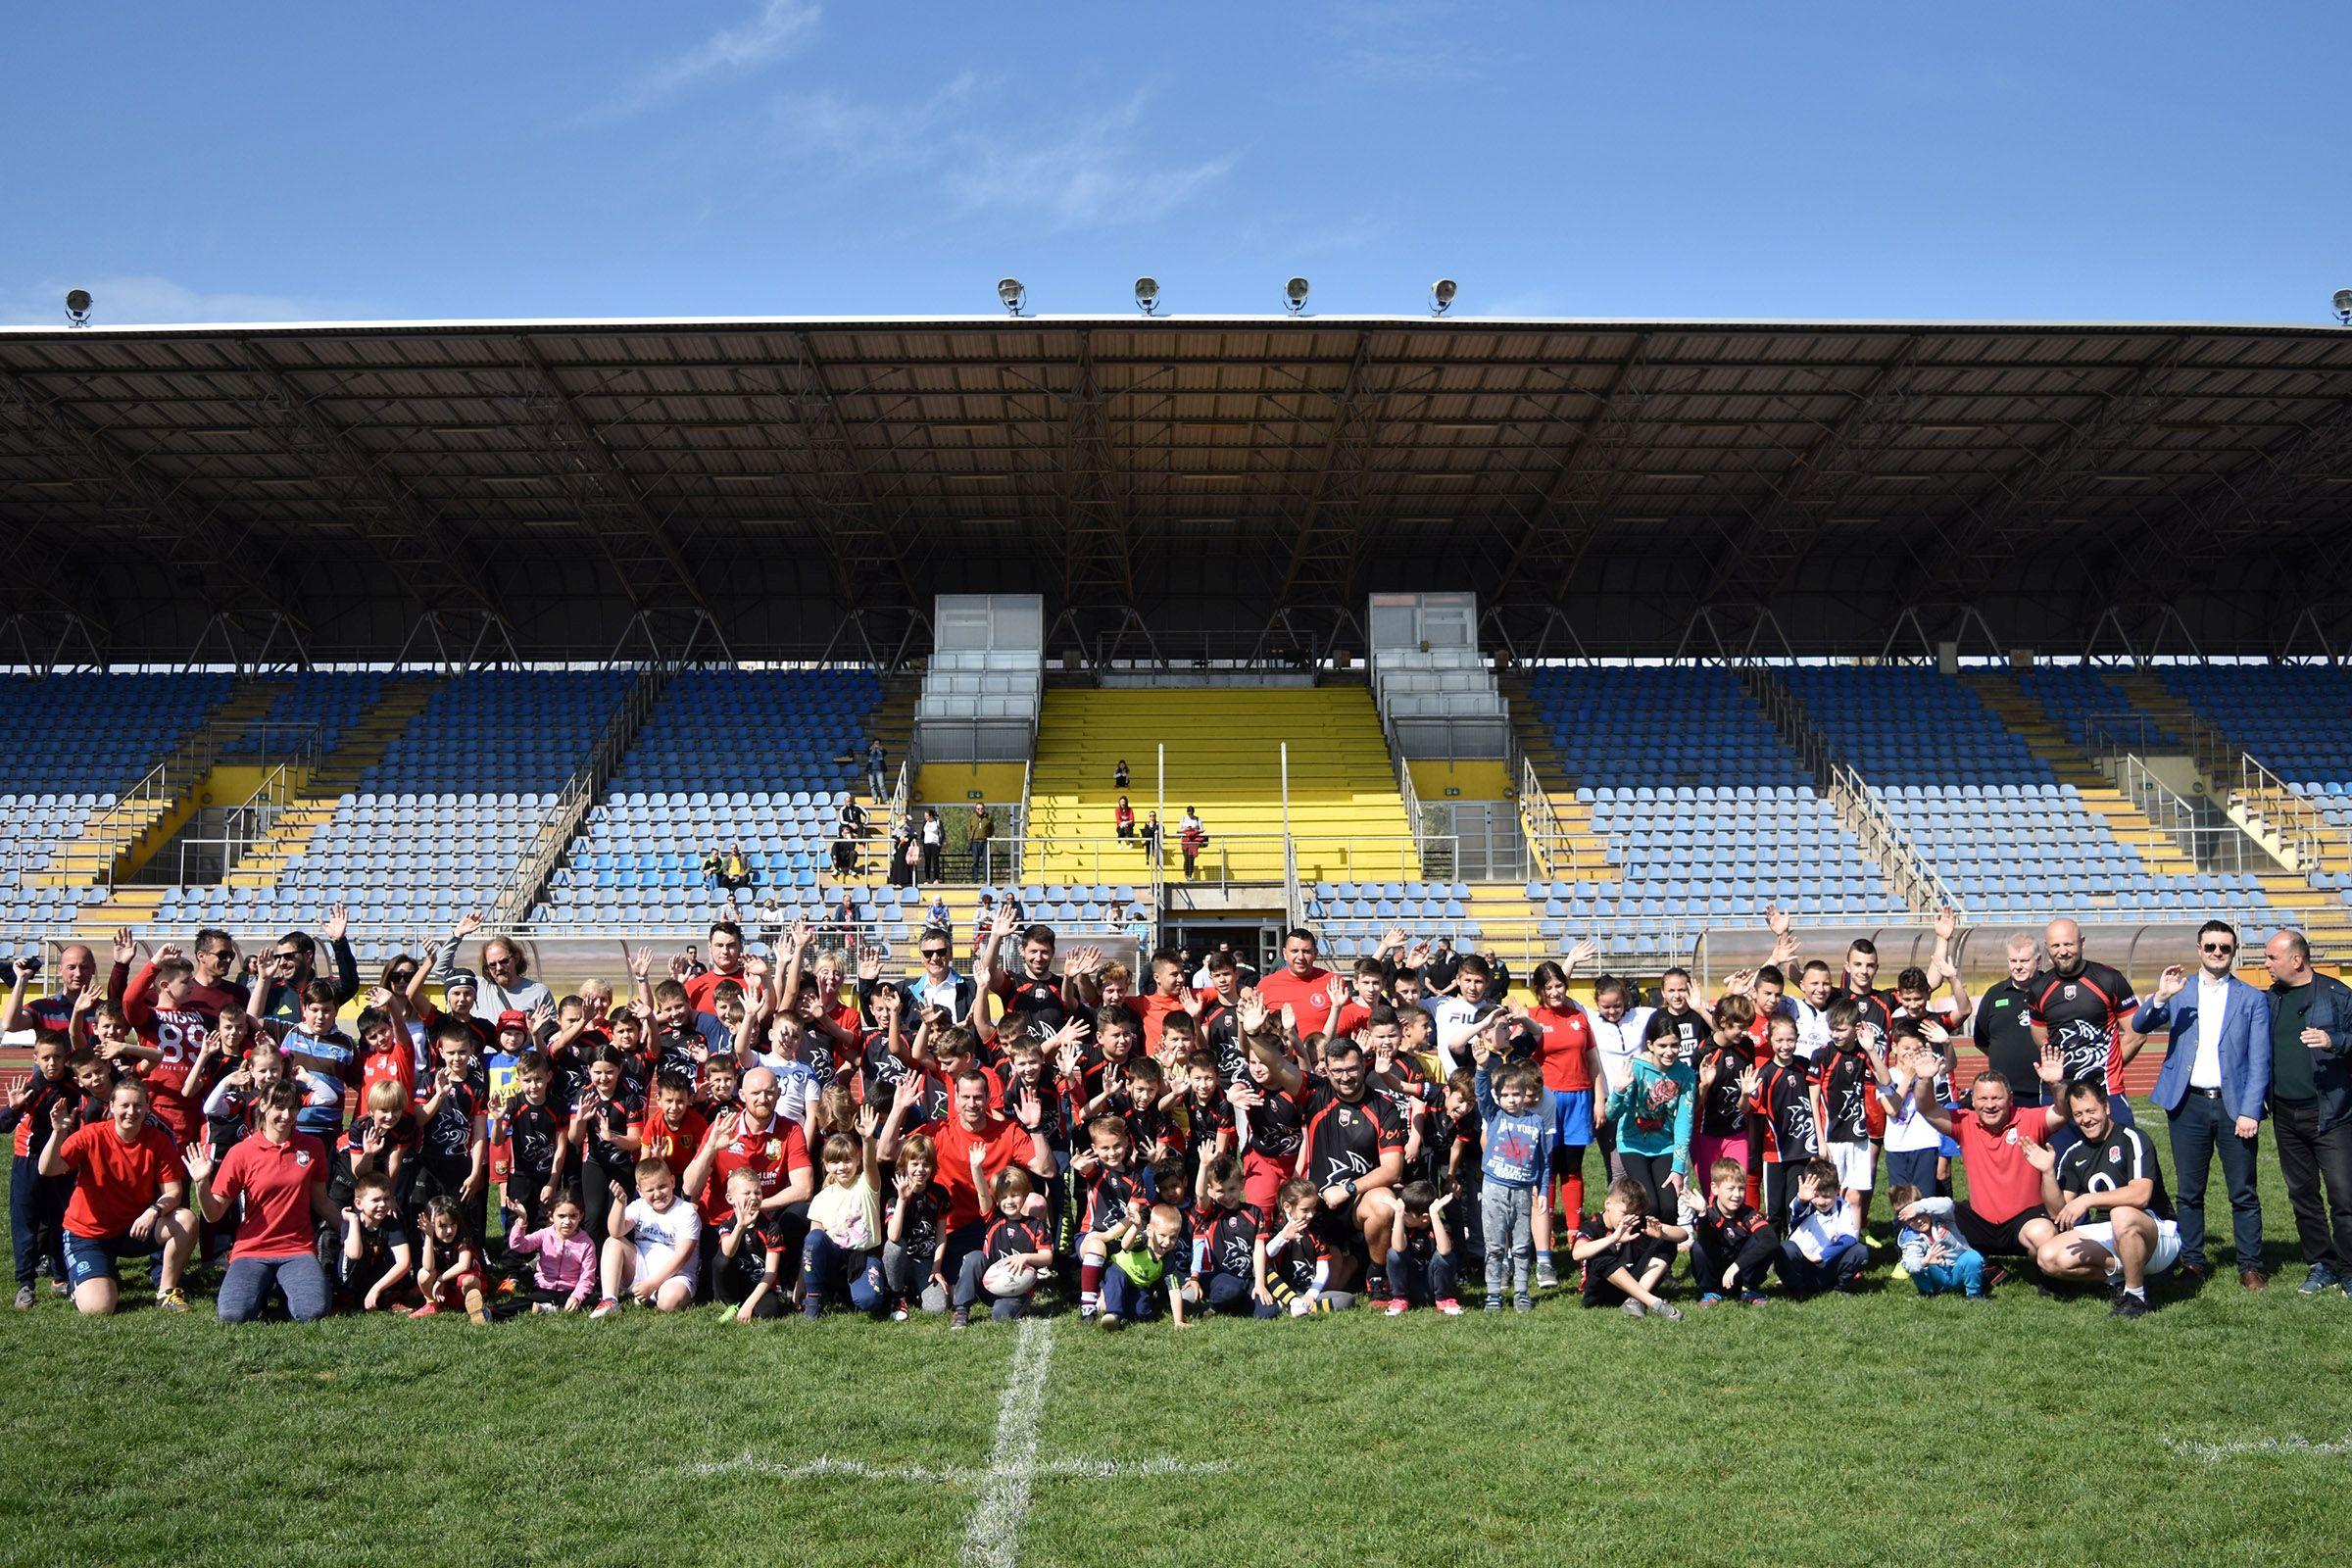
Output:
top-left (2132, 977), bottom-right (2274, 1123)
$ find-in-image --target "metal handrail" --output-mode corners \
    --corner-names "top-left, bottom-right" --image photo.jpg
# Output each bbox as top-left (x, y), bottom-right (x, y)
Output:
top-left (491, 661), bottom-right (672, 925)
top-left (1518, 754), bottom-right (1572, 878)
top-left (2231, 750), bottom-right (2352, 873)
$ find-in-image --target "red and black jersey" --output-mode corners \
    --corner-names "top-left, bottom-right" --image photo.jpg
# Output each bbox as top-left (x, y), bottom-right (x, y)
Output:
top-left (1694, 1041), bottom-right (1750, 1138)
top-left (1097, 1084), bottom-right (1179, 1158)
top-left (578, 1089), bottom-right (644, 1168)
top-left (919, 1063), bottom-right (1006, 1131)
top-left (1241, 1083), bottom-right (1303, 1161)
top-left (2027, 962), bottom-right (2139, 1100)
top-left (1749, 1060), bottom-right (1818, 1163)
top-left (1693, 1201), bottom-right (1775, 1257)
top-left (860, 1029), bottom-right (913, 1108)
top-left (1179, 1088), bottom-right (1236, 1157)
top-left (1261, 1220), bottom-right (1328, 1293)
top-left (982, 1214), bottom-right (1047, 1265)
top-left (1200, 1002), bottom-right (1248, 1083)
top-left (1368, 1053), bottom-right (1433, 1133)
top-left (2, 1074), bottom-right (82, 1159)
top-left (503, 1097), bottom-right (564, 1178)
top-left (1081, 1162), bottom-right (1157, 1234)
top-left (1200, 1201), bottom-right (1261, 1282)
top-left (416, 1079), bottom-right (483, 1162)
top-left (1299, 1080), bottom-right (1405, 1191)
top-left (887, 1180), bottom-right (951, 1262)
top-left (990, 969), bottom-right (1070, 1040)
top-left (651, 1026), bottom-right (709, 1090)
top-left (1814, 1045), bottom-right (1884, 1143)
top-left (1838, 986), bottom-right (1898, 1050)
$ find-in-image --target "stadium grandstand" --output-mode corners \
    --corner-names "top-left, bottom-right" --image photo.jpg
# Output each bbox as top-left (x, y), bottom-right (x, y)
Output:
top-left (4, 312), bottom-right (2352, 997)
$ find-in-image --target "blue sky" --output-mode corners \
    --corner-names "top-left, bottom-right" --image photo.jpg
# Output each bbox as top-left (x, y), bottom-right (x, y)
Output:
top-left (2, 1), bottom-right (2345, 326)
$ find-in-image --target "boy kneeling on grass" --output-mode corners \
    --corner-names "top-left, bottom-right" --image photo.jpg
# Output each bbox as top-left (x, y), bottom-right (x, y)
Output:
top-left (1571, 1178), bottom-right (1686, 1319)
top-left (1097, 1201), bottom-right (1194, 1331)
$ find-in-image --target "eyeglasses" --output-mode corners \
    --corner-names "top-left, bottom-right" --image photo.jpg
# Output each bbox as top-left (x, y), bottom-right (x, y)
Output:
top-left (2202, 942), bottom-right (2235, 955)
top-left (920, 949), bottom-right (949, 959)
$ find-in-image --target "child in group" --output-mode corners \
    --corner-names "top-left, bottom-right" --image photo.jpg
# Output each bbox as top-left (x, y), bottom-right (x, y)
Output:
top-left (1070, 1114), bottom-right (1155, 1320)
top-left (1469, 1027), bottom-right (1550, 1312)
top-left (1690, 995), bottom-right (1756, 1227)
top-left (414, 1026), bottom-right (489, 1239)
top-left (571, 1046), bottom-right (644, 1244)
top-left (495, 1051), bottom-right (568, 1247)
top-left (1779, 1159), bottom-right (1868, 1298)
top-left (593, 1156), bottom-right (701, 1316)
top-left (801, 1105), bottom-right (885, 1319)
top-left (1690, 1156), bottom-right (1779, 1306)
top-left (1812, 1000), bottom-right (1887, 1231)
top-left (72, 1049), bottom-right (118, 1127)
top-left (952, 1167), bottom-right (1052, 1328)
top-left (1890, 1183), bottom-right (1990, 1299)
top-left (331, 1079), bottom-right (418, 1216)
top-left (1603, 1023), bottom-right (1696, 1219)
top-left (1098, 1200), bottom-right (1195, 1330)
top-left (636, 1072), bottom-right (710, 1178)
top-left (1571, 1178), bottom-right (1686, 1319)
top-left (1877, 1024), bottom-right (1949, 1202)
top-left (1383, 1181), bottom-right (1462, 1315)
top-left (3, 1029), bottom-right (81, 1306)
top-left (1746, 1014), bottom-right (1819, 1227)
top-left (1256, 1178), bottom-right (1340, 1316)
top-left (273, 979), bottom-right (360, 1147)
top-left (353, 1004), bottom-right (416, 1112)
top-left (411, 1196), bottom-right (489, 1323)
top-left (500, 1187), bottom-right (597, 1313)
top-left (1227, 1044), bottom-right (1302, 1219)
top-left (1193, 1153), bottom-right (1279, 1318)
top-left (882, 1132), bottom-right (951, 1318)
top-left (340, 1173), bottom-right (415, 1312)
top-left (713, 1168), bottom-right (787, 1322)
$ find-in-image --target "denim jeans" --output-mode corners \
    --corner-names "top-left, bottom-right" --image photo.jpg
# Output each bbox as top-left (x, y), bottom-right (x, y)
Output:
top-left (1911, 1250), bottom-right (1986, 1298)
top-left (218, 1253), bottom-right (332, 1323)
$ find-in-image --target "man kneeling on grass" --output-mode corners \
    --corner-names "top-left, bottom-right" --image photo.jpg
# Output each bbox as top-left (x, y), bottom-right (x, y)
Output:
top-left (2022, 1079), bottom-right (2182, 1318)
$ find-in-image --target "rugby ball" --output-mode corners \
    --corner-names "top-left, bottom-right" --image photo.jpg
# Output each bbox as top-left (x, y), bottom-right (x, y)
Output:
top-left (983, 1259), bottom-right (1037, 1298)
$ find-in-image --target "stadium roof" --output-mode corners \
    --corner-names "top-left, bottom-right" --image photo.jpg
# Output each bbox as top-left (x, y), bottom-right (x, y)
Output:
top-left (3, 314), bottom-right (2348, 664)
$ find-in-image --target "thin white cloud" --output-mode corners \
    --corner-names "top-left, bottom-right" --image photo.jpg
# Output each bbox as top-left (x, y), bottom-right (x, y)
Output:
top-left (617, 0), bottom-right (821, 114)
top-left (0, 274), bottom-right (361, 326)
top-left (768, 78), bottom-right (1238, 231)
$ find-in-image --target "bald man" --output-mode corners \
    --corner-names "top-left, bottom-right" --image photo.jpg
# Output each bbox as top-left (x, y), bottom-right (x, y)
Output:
top-left (2262, 931), bottom-right (2352, 1297)
top-left (3, 945), bottom-right (98, 1035)
top-left (2028, 919), bottom-right (2144, 1157)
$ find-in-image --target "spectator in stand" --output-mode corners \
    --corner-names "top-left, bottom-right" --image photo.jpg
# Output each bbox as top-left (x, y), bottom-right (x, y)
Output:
top-left (430, 912), bottom-right (553, 1020)
top-left (1139, 810), bottom-right (1162, 867)
top-left (38, 1079), bottom-right (196, 1315)
top-left (1114, 795), bottom-right (1135, 842)
top-left (2132, 920), bottom-right (2273, 1291)
top-left (967, 802), bottom-right (995, 882)
top-left (1114, 758), bottom-right (1130, 789)
top-left (866, 738), bottom-right (888, 803)
top-left (2260, 930), bottom-right (2352, 1298)
top-left (831, 806), bottom-right (860, 878)
top-left (888, 819), bottom-right (916, 890)
top-left (0, 942), bottom-right (99, 1035)
top-left (714, 844), bottom-right (752, 895)
top-left (920, 808), bottom-right (945, 884)
top-left (1179, 811), bottom-right (1206, 880)
top-left (755, 892), bottom-right (786, 951)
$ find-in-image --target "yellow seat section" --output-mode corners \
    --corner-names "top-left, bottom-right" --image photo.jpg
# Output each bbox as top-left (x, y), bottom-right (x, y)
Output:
top-left (1023, 687), bottom-right (1418, 884)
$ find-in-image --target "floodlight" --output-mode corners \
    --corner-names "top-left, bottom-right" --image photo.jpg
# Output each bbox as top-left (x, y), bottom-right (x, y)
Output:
top-left (1430, 278), bottom-right (1458, 315)
top-left (64, 288), bottom-right (92, 327)
top-left (2335, 287), bottom-right (2352, 325)
top-left (1284, 275), bottom-right (1310, 315)
top-left (1134, 276), bottom-right (1159, 316)
top-left (996, 277), bottom-right (1025, 317)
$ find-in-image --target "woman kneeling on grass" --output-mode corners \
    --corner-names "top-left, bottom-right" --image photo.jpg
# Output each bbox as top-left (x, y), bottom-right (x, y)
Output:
top-left (40, 1079), bottom-right (197, 1316)
top-left (184, 1082), bottom-right (336, 1324)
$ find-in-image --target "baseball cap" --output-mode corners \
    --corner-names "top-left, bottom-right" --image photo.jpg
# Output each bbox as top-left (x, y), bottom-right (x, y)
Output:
top-left (497, 1008), bottom-right (529, 1032)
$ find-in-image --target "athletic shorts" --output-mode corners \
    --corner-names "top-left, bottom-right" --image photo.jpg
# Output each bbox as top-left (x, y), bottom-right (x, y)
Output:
top-left (2073, 1218), bottom-right (2182, 1277)
top-left (1955, 1204), bottom-right (2040, 1257)
top-left (1310, 1200), bottom-right (1368, 1260)
top-left (63, 1231), bottom-right (164, 1290)
top-left (1547, 1089), bottom-right (1594, 1151)
top-left (1825, 1139), bottom-right (1876, 1193)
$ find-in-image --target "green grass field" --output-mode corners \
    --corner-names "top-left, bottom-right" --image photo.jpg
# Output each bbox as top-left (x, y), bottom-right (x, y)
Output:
top-left (8, 1105), bottom-right (2352, 1568)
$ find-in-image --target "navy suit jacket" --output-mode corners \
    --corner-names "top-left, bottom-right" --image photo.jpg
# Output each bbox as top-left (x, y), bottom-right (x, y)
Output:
top-left (2132, 976), bottom-right (2274, 1123)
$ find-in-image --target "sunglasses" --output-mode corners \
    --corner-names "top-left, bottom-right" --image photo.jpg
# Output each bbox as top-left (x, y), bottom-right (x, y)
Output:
top-left (920, 949), bottom-right (949, 959)
top-left (2202, 943), bottom-right (2235, 955)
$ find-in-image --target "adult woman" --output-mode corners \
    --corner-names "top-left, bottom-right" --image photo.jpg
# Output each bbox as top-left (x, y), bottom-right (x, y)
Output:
top-left (186, 1082), bottom-right (335, 1323)
top-left (39, 1079), bottom-right (195, 1315)
top-left (920, 809), bottom-right (945, 884)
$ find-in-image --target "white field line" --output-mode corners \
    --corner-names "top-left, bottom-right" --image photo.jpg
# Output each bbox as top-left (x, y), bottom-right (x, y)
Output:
top-left (2162, 1431), bottom-right (2352, 1462)
top-left (961, 1315), bottom-right (1056, 1568)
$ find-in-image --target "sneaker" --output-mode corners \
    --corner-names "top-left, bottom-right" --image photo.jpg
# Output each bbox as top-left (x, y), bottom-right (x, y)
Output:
top-left (531, 1302), bottom-right (559, 1315)
top-left (1484, 1297), bottom-right (1503, 1312)
top-left (1435, 1298), bottom-right (1463, 1316)
top-left (1385, 1298), bottom-right (1409, 1317)
top-left (1535, 1262), bottom-right (1560, 1290)
top-left (1620, 1299), bottom-right (1646, 1318)
top-left (2299, 1265), bottom-right (2340, 1297)
top-left (1739, 1291), bottom-right (1770, 1306)
top-left (33, 1256), bottom-right (51, 1280)
top-left (717, 1303), bottom-right (739, 1323)
top-left (951, 1305), bottom-right (971, 1330)
top-left (154, 1287), bottom-right (189, 1314)
top-left (12, 1285), bottom-right (31, 1311)
top-left (465, 1287), bottom-right (489, 1326)
top-left (48, 1280), bottom-right (67, 1297)
top-left (1890, 1261), bottom-right (1910, 1281)
top-left (1513, 1294), bottom-right (1533, 1313)
top-left (2109, 1291), bottom-right (2152, 1319)
top-left (1649, 1300), bottom-right (1685, 1321)
top-left (410, 1302), bottom-right (440, 1318)
top-left (1697, 1292), bottom-right (1725, 1308)
top-left (1100, 1314), bottom-right (1124, 1333)
top-left (1984, 1264), bottom-right (2013, 1293)
top-left (891, 1305), bottom-right (909, 1322)
top-left (591, 1298), bottom-right (619, 1319)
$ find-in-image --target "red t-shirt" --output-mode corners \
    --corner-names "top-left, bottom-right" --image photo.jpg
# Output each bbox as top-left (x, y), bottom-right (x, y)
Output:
top-left (1258, 968), bottom-right (1338, 1041)
top-left (699, 1113), bottom-right (813, 1224)
top-left (215, 1133), bottom-right (328, 1258)
top-left (1953, 1105), bottom-right (2054, 1224)
top-left (932, 1113), bottom-right (1037, 1232)
top-left (1527, 1004), bottom-right (1596, 1094)
top-left (360, 1043), bottom-right (418, 1108)
top-left (58, 1120), bottom-right (189, 1240)
top-left (122, 965), bottom-right (212, 1146)
top-left (639, 1105), bottom-right (712, 1176)
top-left (684, 968), bottom-right (752, 1019)
top-left (1127, 992), bottom-right (1188, 1053)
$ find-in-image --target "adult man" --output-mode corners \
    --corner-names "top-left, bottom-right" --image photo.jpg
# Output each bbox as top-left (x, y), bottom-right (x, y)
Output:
top-left (2027, 917), bottom-right (2142, 1151)
top-left (928, 1068), bottom-right (1056, 1318)
top-left (2261, 930), bottom-right (2352, 1297)
top-left (2024, 1079), bottom-right (2181, 1317)
top-left (2132, 920), bottom-right (2272, 1289)
top-left (866, 738), bottom-right (888, 802)
top-left (38, 1080), bottom-right (195, 1315)
top-left (1909, 1044), bottom-right (2069, 1261)
top-left (1256, 928), bottom-right (1340, 1043)
top-left (904, 926), bottom-right (979, 1020)
top-left (430, 912), bottom-right (552, 1019)
top-left (1970, 934), bottom-right (2047, 1104)
top-left (978, 908), bottom-right (1100, 1044)
top-left (1243, 1000), bottom-right (1405, 1296)
top-left (682, 1066), bottom-right (816, 1298)
top-left (252, 909), bottom-right (361, 1027)
top-left (2, 944), bottom-right (98, 1035)
top-left (967, 802), bottom-right (995, 882)
top-left (682, 919), bottom-right (753, 1018)
top-left (184, 1082), bottom-right (336, 1323)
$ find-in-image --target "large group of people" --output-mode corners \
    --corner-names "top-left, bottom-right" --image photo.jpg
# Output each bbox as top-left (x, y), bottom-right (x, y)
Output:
top-left (4, 900), bottom-right (2348, 1327)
